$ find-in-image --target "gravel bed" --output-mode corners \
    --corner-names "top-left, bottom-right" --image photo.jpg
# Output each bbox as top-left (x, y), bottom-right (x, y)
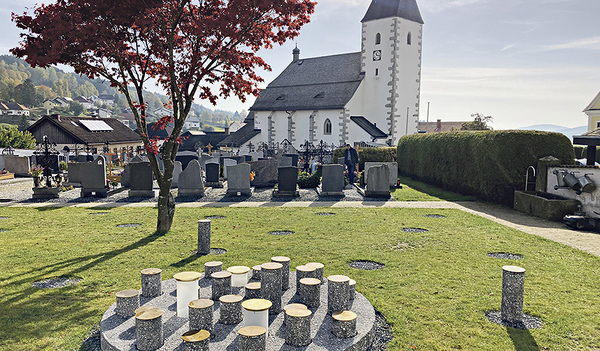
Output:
top-left (424, 214), bottom-right (446, 218)
top-left (487, 252), bottom-right (523, 260)
top-left (368, 310), bottom-right (393, 351)
top-left (210, 248), bottom-right (227, 255)
top-left (401, 227), bottom-right (429, 233)
top-left (348, 260), bottom-right (385, 270)
top-left (32, 276), bottom-right (82, 289)
top-left (315, 212), bottom-right (336, 216)
top-left (484, 311), bottom-right (543, 329)
top-left (269, 230), bottom-right (295, 235)
top-left (205, 215), bottom-right (226, 219)
top-left (0, 230), bottom-right (7, 233)
top-left (80, 324), bottom-right (101, 351)
top-left (116, 223), bottom-right (141, 228)
top-left (0, 216), bottom-right (9, 219)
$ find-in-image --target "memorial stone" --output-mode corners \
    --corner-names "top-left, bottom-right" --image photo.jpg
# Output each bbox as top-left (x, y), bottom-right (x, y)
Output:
top-left (171, 161), bottom-right (183, 188)
top-left (250, 159), bottom-right (278, 188)
top-left (81, 156), bottom-right (108, 197)
top-left (319, 164), bottom-right (345, 196)
top-left (198, 154), bottom-right (212, 170)
top-left (178, 160), bottom-right (205, 197)
top-left (3, 155), bottom-right (30, 175)
top-left (278, 156), bottom-right (293, 167)
top-left (222, 158), bottom-right (237, 180)
top-left (225, 163), bottom-right (252, 197)
top-left (365, 162), bottom-right (398, 187)
top-left (274, 166), bottom-right (299, 197)
top-left (128, 162), bottom-right (154, 197)
top-left (204, 162), bottom-right (223, 188)
top-left (364, 164), bottom-right (390, 198)
top-left (284, 154), bottom-right (299, 167)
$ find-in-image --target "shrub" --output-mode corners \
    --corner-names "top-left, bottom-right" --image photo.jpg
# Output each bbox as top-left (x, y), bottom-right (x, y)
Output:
top-left (397, 130), bottom-right (575, 206)
top-left (0, 125), bottom-right (36, 149)
top-left (59, 161), bottom-right (68, 171)
top-left (297, 171), bottom-right (321, 188)
top-left (333, 146), bottom-right (396, 171)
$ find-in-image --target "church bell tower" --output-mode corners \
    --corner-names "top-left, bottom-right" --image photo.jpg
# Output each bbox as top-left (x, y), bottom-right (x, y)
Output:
top-left (360, 0), bottom-right (424, 145)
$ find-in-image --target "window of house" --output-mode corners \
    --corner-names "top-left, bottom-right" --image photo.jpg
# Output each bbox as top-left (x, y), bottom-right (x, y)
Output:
top-left (324, 118), bottom-right (332, 135)
top-left (407, 32), bottom-right (412, 45)
top-left (375, 33), bottom-right (381, 45)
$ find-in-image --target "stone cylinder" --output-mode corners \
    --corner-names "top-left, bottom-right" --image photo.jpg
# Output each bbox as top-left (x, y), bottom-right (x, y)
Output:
top-left (285, 308), bottom-right (312, 347)
top-left (181, 329), bottom-right (210, 351)
top-left (227, 265), bottom-right (250, 287)
top-left (348, 279), bottom-right (356, 300)
top-left (140, 268), bottom-right (162, 298)
top-left (197, 219), bottom-right (211, 255)
top-left (298, 278), bottom-right (321, 308)
top-left (306, 262), bottom-right (324, 283)
top-left (245, 282), bottom-right (261, 299)
top-left (242, 299), bottom-right (272, 332)
top-left (271, 256), bottom-right (290, 290)
top-left (135, 306), bottom-right (163, 350)
top-left (174, 271), bottom-right (201, 318)
top-left (251, 265), bottom-right (262, 281)
top-left (501, 265), bottom-right (526, 323)
top-left (204, 261), bottom-right (223, 280)
top-left (211, 270), bottom-right (232, 301)
top-left (283, 303), bottom-right (308, 325)
top-left (260, 262), bottom-right (283, 314)
top-left (219, 294), bottom-right (243, 325)
top-left (188, 299), bottom-right (214, 336)
top-left (332, 311), bottom-right (357, 338)
top-left (238, 326), bottom-right (267, 351)
top-left (327, 275), bottom-right (350, 313)
top-left (115, 289), bottom-right (140, 317)
top-left (295, 265), bottom-right (317, 290)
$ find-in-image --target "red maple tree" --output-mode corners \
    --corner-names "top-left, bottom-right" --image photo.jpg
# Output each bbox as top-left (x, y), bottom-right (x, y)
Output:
top-left (12, 0), bottom-right (315, 234)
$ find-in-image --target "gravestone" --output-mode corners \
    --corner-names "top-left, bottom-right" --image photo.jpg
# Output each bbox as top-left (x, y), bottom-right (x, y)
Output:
top-left (175, 151), bottom-right (197, 170)
top-left (205, 162), bottom-right (223, 188)
top-left (225, 163), bottom-right (252, 197)
top-left (227, 156), bottom-right (245, 164)
top-left (250, 151), bottom-right (263, 162)
top-left (364, 164), bottom-right (390, 198)
top-left (223, 158), bottom-right (237, 180)
top-left (278, 156), bottom-right (293, 167)
top-left (365, 162), bottom-right (398, 187)
top-left (250, 159), bottom-right (278, 188)
top-left (244, 155), bottom-right (252, 163)
top-left (337, 157), bottom-right (345, 165)
top-left (274, 166), bottom-right (299, 197)
top-left (178, 160), bottom-right (205, 197)
top-left (319, 164), bottom-right (345, 197)
top-left (171, 161), bottom-right (183, 188)
top-left (67, 162), bottom-right (86, 186)
top-left (199, 154), bottom-right (212, 170)
top-left (121, 155), bottom-right (149, 188)
top-left (128, 162), bottom-right (155, 197)
top-left (284, 154), bottom-right (299, 167)
top-left (81, 156), bottom-right (108, 197)
top-left (3, 155), bottom-right (30, 176)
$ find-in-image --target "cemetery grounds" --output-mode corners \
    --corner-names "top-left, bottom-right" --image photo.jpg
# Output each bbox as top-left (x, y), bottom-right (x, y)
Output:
top-left (0, 181), bottom-right (599, 350)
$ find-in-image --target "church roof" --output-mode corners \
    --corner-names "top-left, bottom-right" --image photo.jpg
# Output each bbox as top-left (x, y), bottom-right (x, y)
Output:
top-left (361, 0), bottom-right (424, 24)
top-left (250, 52), bottom-right (364, 111)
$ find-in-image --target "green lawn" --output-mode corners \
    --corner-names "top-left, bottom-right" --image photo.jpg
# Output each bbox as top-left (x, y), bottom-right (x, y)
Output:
top-left (393, 175), bottom-right (478, 202)
top-left (1, 207), bottom-right (599, 350)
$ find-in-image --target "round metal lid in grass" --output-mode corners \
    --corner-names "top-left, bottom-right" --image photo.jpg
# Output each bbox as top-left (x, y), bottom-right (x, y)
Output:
top-left (205, 215), bottom-right (226, 219)
top-left (348, 260), bottom-right (385, 270)
top-left (269, 230), bottom-right (294, 235)
top-left (0, 216), bottom-right (9, 219)
top-left (487, 252), bottom-right (523, 260)
top-left (0, 229), bottom-right (7, 233)
top-left (424, 214), bottom-right (446, 218)
top-left (32, 276), bottom-right (82, 289)
top-left (211, 248), bottom-right (227, 255)
top-left (116, 223), bottom-right (141, 228)
top-left (315, 212), bottom-right (336, 216)
top-left (402, 227), bottom-right (428, 233)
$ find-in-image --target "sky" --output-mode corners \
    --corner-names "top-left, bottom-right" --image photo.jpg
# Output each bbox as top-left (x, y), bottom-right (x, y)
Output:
top-left (2, 0), bottom-right (599, 130)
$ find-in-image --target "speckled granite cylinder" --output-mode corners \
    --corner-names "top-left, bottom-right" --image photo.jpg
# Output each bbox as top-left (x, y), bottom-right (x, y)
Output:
top-left (238, 326), bottom-right (267, 351)
top-left (501, 265), bottom-right (526, 323)
top-left (283, 303), bottom-right (308, 325)
top-left (245, 282), bottom-right (261, 299)
top-left (204, 261), bottom-right (223, 280)
top-left (332, 311), bottom-right (358, 338)
top-left (211, 271), bottom-right (232, 301)
top-left (135, 307), bottom-right (163, 350)
top-left (252, 265), bottom-right (262, 281)
top-left (298, 278), bottom-right (321, 308)
top-left (348, 279), bottom-right (356, 300)
top-left (271, 256), bottom-right (290, 290)
top-left (115, 289), bottom-right (140, 317)
top-left (188, 299), bottom-right (214, 336)
top-left (197, 219), bottom-right (211, 255)
top-left (285, 308), bottom-right (312, 347)
top-left (141, 268), bottom-right (162, 298)
top-left (219, 295), bottom-right (243, 324)
top-left (328, 275), bottom-right (350, 313)
top-left (306, 262), bottom-right (324, 283)
top-left (181, 329), bottom-right (210, 351)
top-left (295, 265), bottom-right (317, 290)
top-left (260, 262), bottom-right (283, 314)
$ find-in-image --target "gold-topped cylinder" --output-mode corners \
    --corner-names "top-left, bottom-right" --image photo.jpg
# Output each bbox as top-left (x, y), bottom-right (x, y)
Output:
top-left (175, 271), bottom-right (201, 317)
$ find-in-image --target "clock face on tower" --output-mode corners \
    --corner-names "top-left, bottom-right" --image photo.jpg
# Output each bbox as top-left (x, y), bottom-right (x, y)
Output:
top-left (373, 50), bottom-right (382, 61)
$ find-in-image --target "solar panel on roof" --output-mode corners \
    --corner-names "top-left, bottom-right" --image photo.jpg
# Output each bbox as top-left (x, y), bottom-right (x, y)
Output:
top-left (80, 120), bottom-right (113, 132)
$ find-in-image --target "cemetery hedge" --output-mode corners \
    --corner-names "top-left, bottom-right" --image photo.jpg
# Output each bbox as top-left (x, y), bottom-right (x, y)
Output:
top-left (333, 146), bottom-right (396, 170)
top-left (397, 130), bottom-right (575, 206)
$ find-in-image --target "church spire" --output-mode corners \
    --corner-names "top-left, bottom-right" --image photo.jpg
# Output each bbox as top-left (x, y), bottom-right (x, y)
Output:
top-left (361, 0), bottom-right (424, 24)
top-left (292, 44), bottom-right (300, 63)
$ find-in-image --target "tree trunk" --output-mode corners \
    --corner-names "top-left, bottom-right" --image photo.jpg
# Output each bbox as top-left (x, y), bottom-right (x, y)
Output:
top-left (156, 179), bottom-right (175, 234)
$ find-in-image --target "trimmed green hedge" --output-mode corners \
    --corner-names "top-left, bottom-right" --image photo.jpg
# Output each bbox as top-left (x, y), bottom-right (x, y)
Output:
top-left (333, 146), bottom-right (396, 171)
top-left (397, 130), bottom-right (575, 205)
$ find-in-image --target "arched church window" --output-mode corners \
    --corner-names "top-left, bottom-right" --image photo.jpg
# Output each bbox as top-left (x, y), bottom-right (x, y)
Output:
top-left (375, 33), bottom-right (381, 45)
top-left (324, 118), bottom-right (332, 135)
top-left (407, 32), bottom-right (412, 45)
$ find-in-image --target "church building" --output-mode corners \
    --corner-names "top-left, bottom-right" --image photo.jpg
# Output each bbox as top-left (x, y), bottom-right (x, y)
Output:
top-left (243, 0), bottom-right (424, 150)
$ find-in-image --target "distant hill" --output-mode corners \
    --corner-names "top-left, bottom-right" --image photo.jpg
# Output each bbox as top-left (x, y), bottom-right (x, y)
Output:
top-left (516, 124), bottom-right (587, 140)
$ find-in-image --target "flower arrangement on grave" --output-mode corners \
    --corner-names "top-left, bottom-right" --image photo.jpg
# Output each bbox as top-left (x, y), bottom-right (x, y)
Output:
top-left (249, 171), bottom-right (256, 182)
top-left (1, 169), bottom-right (8, 175)
top-left (30, 165), bottom-right (44, 177)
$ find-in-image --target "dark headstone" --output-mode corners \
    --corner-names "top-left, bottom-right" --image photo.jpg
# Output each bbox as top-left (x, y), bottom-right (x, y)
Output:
top-left (128, 162), bottom-right (154, 197)
top-left (275, 166), bottom-right (299, 197)
top-left (205, 162), bottom-right (223, 188)
top-left (284, 154), bottom-right (299, 167)
top-left (250, 159), bottom-right (278, 188)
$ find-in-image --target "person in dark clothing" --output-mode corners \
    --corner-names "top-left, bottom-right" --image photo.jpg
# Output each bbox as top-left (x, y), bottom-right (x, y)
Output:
top-left (344, 143), bottom-right (359, 184)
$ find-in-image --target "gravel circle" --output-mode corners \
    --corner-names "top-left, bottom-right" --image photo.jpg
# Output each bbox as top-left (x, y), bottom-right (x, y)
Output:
top-left (424, 214), bottom-right (446, 218)
top-left (80, 324), bottom-right (101, 351)
top-left (211, 248), bottom-right (227, 255)
top-left (348, 260), bottom-right (385, 270)
top-left (116, 223), bottom-right (141, 228)
top-left (32, 276), bottom-right (82, 289)
top-left (205, 215), bottom-right (226, 219)
top-left (487, 252), bottom-right (523, 260)
top-left (402, 227), bottom-right (429, 233)
top-left (368, 309), bottom-right (393, 351)
top-left (315, 212), bottom-right (336, 216)
top-left (269, 230), bottom-right (294, 236)
top-left (0, 229), bottom-right (7, 233)
top-left (0, 216), bottom-right (9, 219)
top-left (485, 311), bottom-right (543, 329)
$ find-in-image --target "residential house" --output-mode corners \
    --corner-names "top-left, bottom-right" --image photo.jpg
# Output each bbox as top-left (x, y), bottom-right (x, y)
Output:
top-left (584, 90), bottom-right (600, 131)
